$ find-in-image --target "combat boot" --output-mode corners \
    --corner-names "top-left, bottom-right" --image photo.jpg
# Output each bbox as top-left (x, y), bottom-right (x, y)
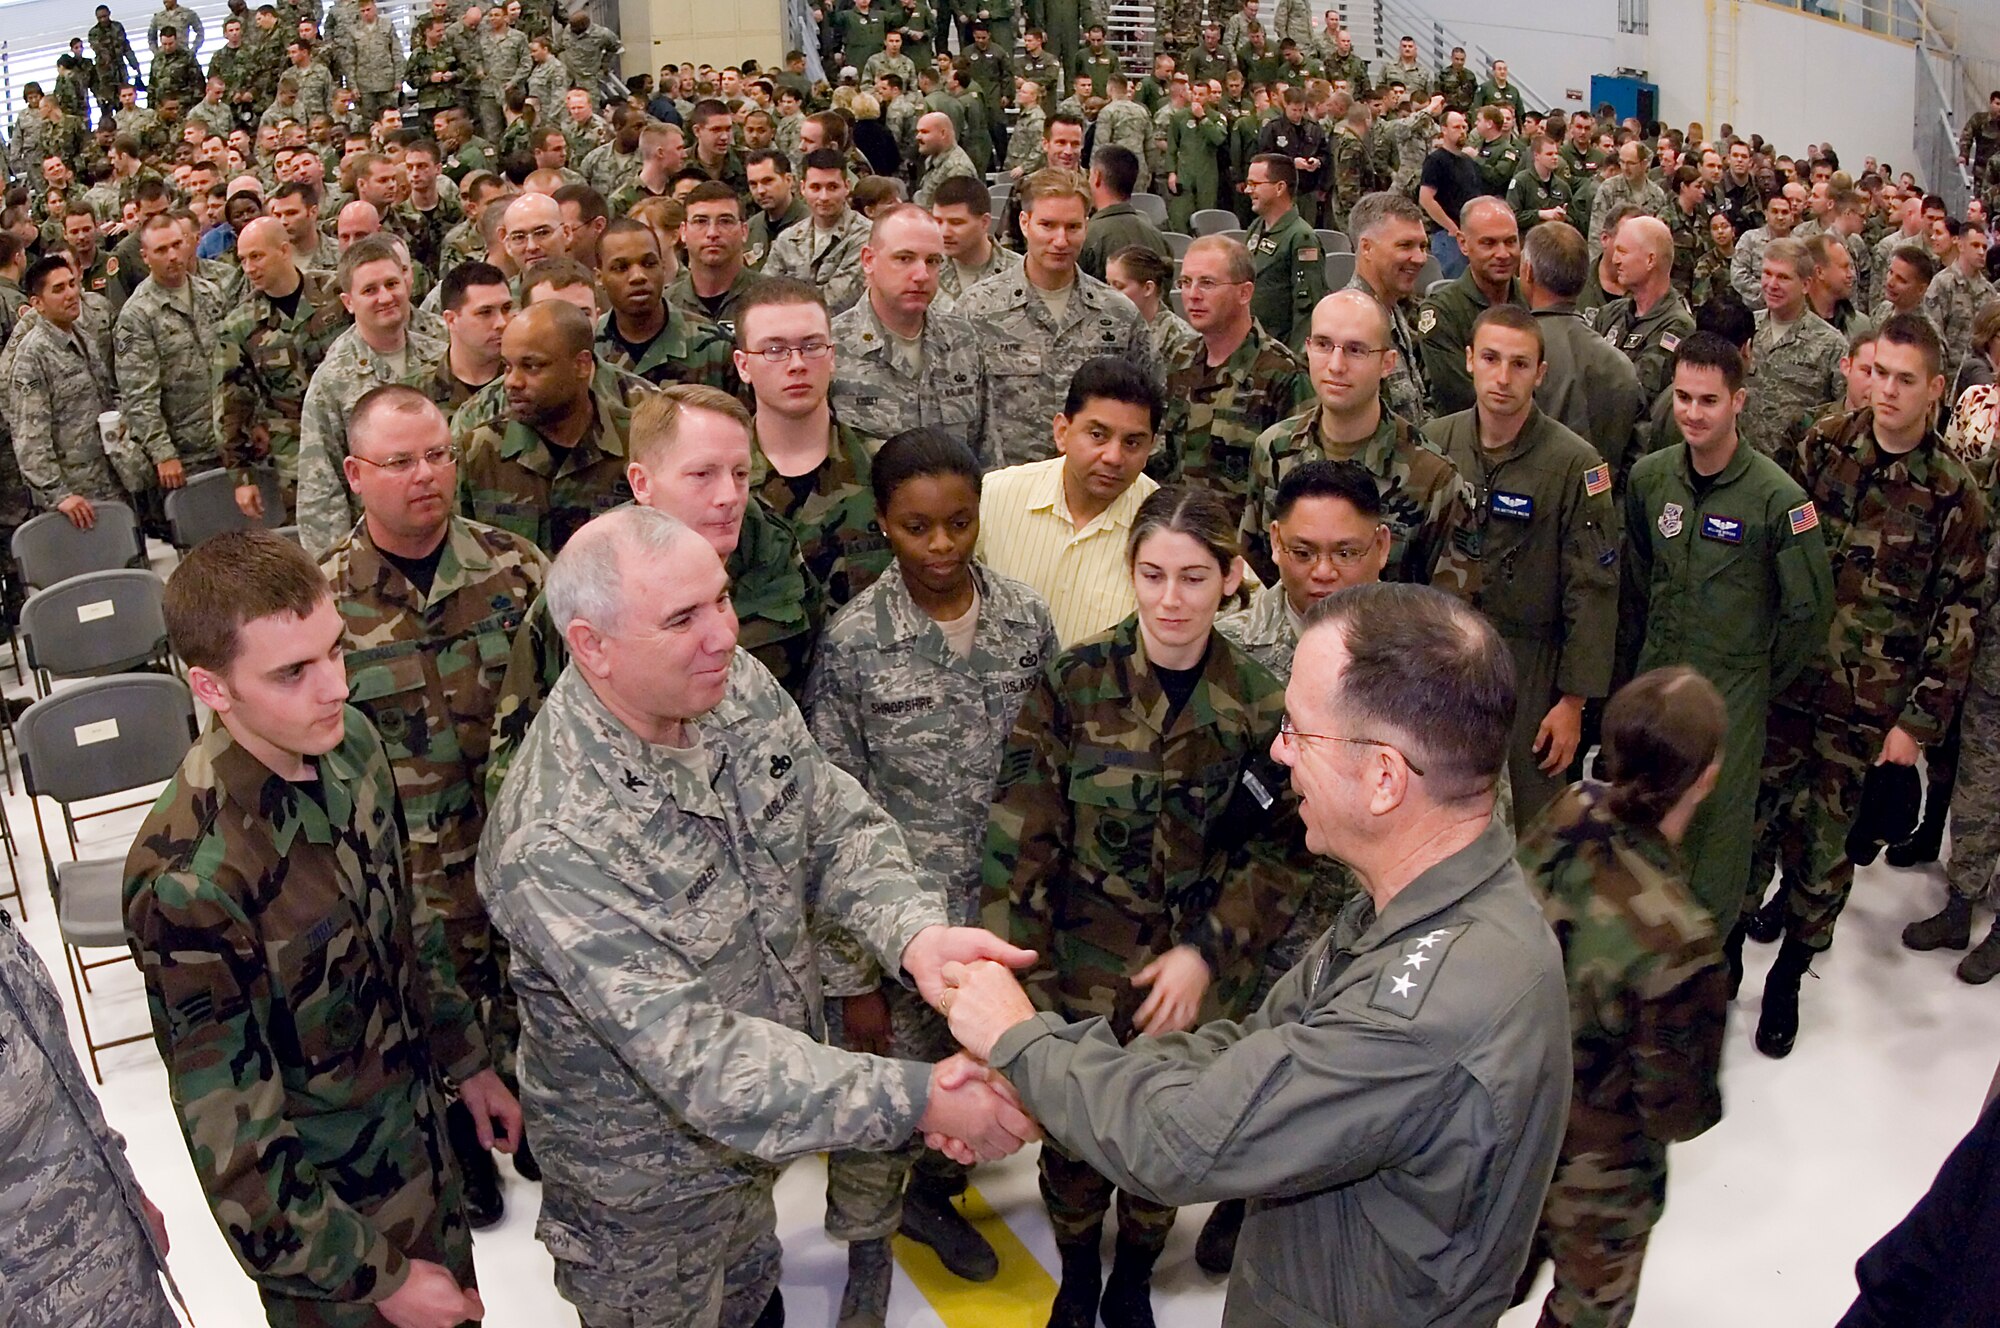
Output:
top-left (445, 1098), bottom-right (505, 1228)
top-left (1048, 1238), bottom-right (1102, 1328)
top-left (1723, 921), bottom-right (1747, 1001)
top-left (511, 1131), bottom-right (541, 1182)
top-left (1194, 1198), bottom-right (1244, 1276)
top-left (1902, 893), bottom-right (1973, 951)
top-left (1754, 937), bottom-right (1816, 1059)
top-left (1744, 884), bottom-right (1789, 944)
top-left (898, 1176), bottom-right (998, 1281)
top-left (1098, 1239), bottom-right (1162, 1328)
top-left (836, 1239), bottom-right (892, 1328)
top-left (1958, 919), bottom-right (2000, 984)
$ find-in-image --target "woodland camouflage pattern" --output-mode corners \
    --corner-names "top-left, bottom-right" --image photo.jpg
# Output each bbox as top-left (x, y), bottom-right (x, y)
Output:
top-left (750, 419), bottom-right (892, 609)
top-left (1153, 314), bottom-right (1312, 518)
top-left (213, 267), bottom-right (352, 492)
top-left (591, 304), bottom-right (740, 393)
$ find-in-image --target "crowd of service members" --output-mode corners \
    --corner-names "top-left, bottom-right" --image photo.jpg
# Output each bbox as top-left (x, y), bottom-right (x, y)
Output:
top-left (0, 2), bottom-right (1997, 1326)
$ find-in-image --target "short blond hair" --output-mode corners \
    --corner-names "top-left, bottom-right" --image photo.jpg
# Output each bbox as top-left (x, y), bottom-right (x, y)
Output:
top-left (629, 383), bottom-right (752, 468)
top-left (1019, 166), bottom-right (1090, 213)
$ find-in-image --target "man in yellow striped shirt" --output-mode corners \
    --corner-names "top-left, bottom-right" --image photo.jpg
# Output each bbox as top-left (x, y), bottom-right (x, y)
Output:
top-left (976, 357), bottom-right (1163, 646)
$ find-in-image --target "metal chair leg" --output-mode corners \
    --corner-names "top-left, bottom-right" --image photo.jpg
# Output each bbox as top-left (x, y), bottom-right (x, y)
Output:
top-left (62, 941), bottom-right (103, 1085)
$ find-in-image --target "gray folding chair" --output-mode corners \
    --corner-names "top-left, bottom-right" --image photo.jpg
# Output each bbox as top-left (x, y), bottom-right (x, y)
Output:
top-left (1163, 230), bottom-right (1194, 259)
top-left (1131, 192), bottom-right (1169, 227)
top-left (1217, 229), bottom-right (1247, 247)
top-left (1427, 277), bottom-right (1456, 297)
top-left (16, 674), bottom-right (199, 1081)
top-left (10, 502), bottom-right (145, 591)
top-left (19, 569), bottom-right (173, 697)
top-left (1169, 289), bottom-right (1186, 319)
top-left (1315, 229), bottom-right (1352, 253)
top-left (1324, 251), bottom-right (1358, 289)
top-left (165, 467), bottom-right (281, 549)
top-left (1418, 256), bottom-right (1445, 289)
top-left (1192, 209), bottom-right (1239, 236)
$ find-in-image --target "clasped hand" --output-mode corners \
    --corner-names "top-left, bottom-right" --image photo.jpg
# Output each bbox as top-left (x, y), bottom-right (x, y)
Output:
top-left (898, 927), bottom-right (1044, 1163)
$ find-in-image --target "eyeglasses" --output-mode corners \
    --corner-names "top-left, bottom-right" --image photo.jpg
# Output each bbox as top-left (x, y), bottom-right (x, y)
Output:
top-left (746, 339), bottom-right (833, 363)
top-left (1175, 275), bottom-right (1252, 293)
top-left (1278, 713), bottom-right (1425, 775)
top-left (352, 444), bottom-right (459, 475)
top-left (1304, 337), bottom-right (1390, 360)
top-left (1280, 540), bottom-right (1380, 569)
top-left (505, 224), bottom-right (559, 245)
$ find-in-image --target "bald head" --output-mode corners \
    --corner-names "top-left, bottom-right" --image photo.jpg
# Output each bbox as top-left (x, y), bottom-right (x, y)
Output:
top-left (1316, 287), bottom-right (1392, 342)
top-left (1611, 214), bottom-right (1673, 295)
top-left (523, 168), bottom-right (570, 196)
top-left (1459, 195), bottom-right (1514, 232)
top-left (237, 214), bottom-right (288, 251)
top-left (915, 112), bottom-right (957, 157)
top-left (517, 296), bottom-right (595, 358)
top-left (337, 199), bottom-right (381, 248)
top-left (504, 191), bottom-right (570, 266)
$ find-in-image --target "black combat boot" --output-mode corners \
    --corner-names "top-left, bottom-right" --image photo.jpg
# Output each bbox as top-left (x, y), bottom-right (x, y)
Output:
top-left (898, 1175), bottom-right (998, 1281)
top-left (1959, 919), bottom-right (2000, 985)
top-left (445, 1098), bottom-right (504, 1228)
top-left (1098, 1239), bottom-right (1163, 1328)
top-left (1723, 921), bottom-right (1748, 1001)
top-left (510, 1131), bottom-right (541, 1182)
top-left (836, 1238), bottom-right (892, 1328)
top-left (1754, 937), bottom-right (1817, 1059)
top-left (1886, 796), bottom-right (1949, 868)
top-left (1903, 893), bottom-right (1974, 952)
top-left (1745, 883), bottom-right (1789, 944)
top-left (1048, 1238), bottom-right (1102, 1328)
top-left (753, 1288), bottom-right (785, 1328)
top-left (1194, 1198), bottom-right (1245, 1276)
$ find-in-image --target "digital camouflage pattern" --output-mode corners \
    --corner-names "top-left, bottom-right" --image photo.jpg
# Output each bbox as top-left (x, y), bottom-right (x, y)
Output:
top-left (454, 360), bottom-right (650, 554)
top-left (476, 654), bottom-right (947, 1313)
top-left (592, 303), bottom-right (740, 393)
top-left (1740, 310), bottom-right (1846, 458)
top-left (1518, 783), bottom-right (1727, 1328)
top-left (114, 272), bottom-right (226, 476)
top-left (297, 323), bottom-right (449, 556)
top-left (957, 264), bottom-right (1160, 467)
top-left (1921, 265), bottom-right (1996, 389)
top-left (935, 239), bottom-right (1021, 303)
top-left (124, 710), bottom-right (484, 1328)
top-left (829, 296), bottom-right (990, 465)
top-left (1944, 556), bottom-right (2000, 907)
top-left (1238, 406), bottom-right (1464, 585)
top-left (0, 908), bottom-right (180, 1327)
top-left (1586, 175), bottom-right (1670, 259)
top-left (6, 314), bottom-right (123, 508)
top-left (750, 418), bottom-right (892, 610)
top-left (322, 516), bottom-right (548, 1080)
top-left (1153, 319), bottom-right (1311, 518)
top-left (1752, 409), bottom-right (1989, 949)
top-left (764, 210), bottom-right (874, 317)
top-left (483, 496), bottom-right (824, 805)
top-left (1428, 406), bottom-right (1617, 827)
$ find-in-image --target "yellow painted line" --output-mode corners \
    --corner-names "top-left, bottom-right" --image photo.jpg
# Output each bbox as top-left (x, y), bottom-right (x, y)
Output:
top-left (893, 1184), bottom-right (1058, 1328)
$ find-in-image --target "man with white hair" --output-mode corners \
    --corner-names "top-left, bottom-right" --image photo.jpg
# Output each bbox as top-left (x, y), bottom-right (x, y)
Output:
top-left (1594, 214), bottom-right (1696, 406)
top-left (477, 501), bottom-right (1042, 1328)
top-left (911, 111), bottom-right (978, 209)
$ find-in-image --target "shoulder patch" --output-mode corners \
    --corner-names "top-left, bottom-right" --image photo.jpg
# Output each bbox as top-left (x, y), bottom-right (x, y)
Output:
top-left (1416, 306), bottom-right (1437, 334)
top-left (1369, 924), bottom-right (1467, 1018)
top-left (1583, 463), bottom-right (1611, 497)
top-left (106, 255), bottom-right (119, 275)
top-left (1660, 332), bottom-right (1680, 352)
top-left (1298, 247), bottom-right (1319, 262)
top-left (1787, 500), bottom-right (1819, 534)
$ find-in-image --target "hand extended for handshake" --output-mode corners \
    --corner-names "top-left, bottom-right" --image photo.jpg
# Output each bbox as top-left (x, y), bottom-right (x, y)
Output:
top-left (898, 925), bottom-right (1047, 1166)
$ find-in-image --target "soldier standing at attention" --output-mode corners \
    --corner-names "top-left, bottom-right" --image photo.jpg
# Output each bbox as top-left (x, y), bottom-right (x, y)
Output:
top-left (959, 168), bottom-right (1158, 468)
top-left (1154, 234), bottom-right (1312, 517)
top-left (1744, 314), bottom-right (1986, 1057)
top-left (115, 213), bottom-right (226, 497)
top-left (1514, 668), bottom-right (1731, 1328)
top-left (297, 234), bottom-right (448, 556)
top-left (1345, 190), bottom-right (1434, 426)
top-left (737, 278), bottom-right (893, 610)
top-left (806, 431), bottom-right (1060, 1326)
top-left (1238, 289), bottom-right (1463, 585)
top-left (1741, 237), bottom-right (1847, 457)
top-left (1619, 332), bottom-right (1833, 948)
top-left (1418, 196), bottom-right (1523, 416)
top-left (476, 504), bottom-right (1042, 1328)
top-left (454, 298), bottom-right (650, 555)
top-left (982, 484), bottom-right (1305, 1328)
top-left (1241, 153), bottom-right (1327, 352)
top-left (830, 204), bottom-right (990, 460)
top-left (125, 530), bottom-right (522, 1328)
top-left (347, 0), bottom-right (404, 125)
top-left (1427, 305), bottom-right (1618, 827)
top-left (322, 387), bottom-right (550, 1231)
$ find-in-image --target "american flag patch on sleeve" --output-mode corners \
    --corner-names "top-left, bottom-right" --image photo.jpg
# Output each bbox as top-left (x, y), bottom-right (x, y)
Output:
top-left (1788, 501), bottom-right (1819, 534)
top-left (1583, 464), bottom-right (1611, 497)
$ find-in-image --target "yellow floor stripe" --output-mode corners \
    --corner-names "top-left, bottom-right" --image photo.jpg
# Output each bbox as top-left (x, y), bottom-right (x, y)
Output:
top-left (894, 1184), bottom-right (1057, 1328)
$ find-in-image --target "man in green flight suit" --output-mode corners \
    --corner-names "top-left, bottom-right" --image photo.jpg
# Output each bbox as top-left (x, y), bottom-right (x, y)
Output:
top-left (1164, 80), bottom-right (1227, 233)
top-left (1426, 306), bottom-right (1617, 828)
top-left (1241, 153), bottom-right (1326, 351)
top-left (1618, 331), bottom-right (1834, 955)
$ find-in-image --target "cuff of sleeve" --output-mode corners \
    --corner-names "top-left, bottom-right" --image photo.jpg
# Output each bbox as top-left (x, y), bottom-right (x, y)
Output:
top-left (357, 1238), bottom-right (412, 1305)
top-left (442, 1028), bottom-right (491, 1087)
top-left (989, 1011), bottom-right (1065, 1072)
top-left (1895, 707), bottom-right (1944, 749)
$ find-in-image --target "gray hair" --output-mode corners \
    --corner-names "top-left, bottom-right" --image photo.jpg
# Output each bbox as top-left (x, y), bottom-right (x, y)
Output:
top-left (1521, 221), bottom-right (1587, 299)
top-left (547, 506), bottom-right (692, 637)
top-left (1763, 236), bottom-right (1814, 281)
top-left (1347, 190), bottom-right (1424, 242)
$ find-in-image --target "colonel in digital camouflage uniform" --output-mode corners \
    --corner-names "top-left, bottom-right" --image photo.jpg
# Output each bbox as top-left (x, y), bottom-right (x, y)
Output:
top-left (1515, 669), bottom-right (1730, 1328)
top-left (321, 387), bottom-right (550, 1229)
top-left (476, 505), bottom-right (1043, 1328)
top-left (1747, 313), bottom-right (1988, 1059)
top-left (124, 530), bottom-right (522, 1328)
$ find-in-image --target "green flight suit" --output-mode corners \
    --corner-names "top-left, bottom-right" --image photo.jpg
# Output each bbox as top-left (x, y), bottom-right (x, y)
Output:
top-left (1416, 273), bottom-right (1523, 417)
top-left (1164, 104), bottom-right (1227, 232)
top-left (1507, 166), bottom-right (1571, 234)
top-left (1243, 205), bottom-right (1326, 350)
top-left (1618, 440), bottom-right (1835, 929)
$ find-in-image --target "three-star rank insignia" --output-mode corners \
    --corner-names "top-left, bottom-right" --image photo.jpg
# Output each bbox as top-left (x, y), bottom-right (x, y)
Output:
top-left (1368, 924), bottom-right (1468, 1018)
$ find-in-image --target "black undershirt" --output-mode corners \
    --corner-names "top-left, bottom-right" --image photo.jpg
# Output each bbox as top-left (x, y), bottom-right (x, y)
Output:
top-left (1155, 641), bottom-right (1211, 727)
top-left (271, 283), bottom-right (303, 319)
top-left (381, 540), bottom-right (446, 596)
top-left (610, 322), bottom-right (655, 363)
top-left (696, 290), bottom-right (732, 320)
